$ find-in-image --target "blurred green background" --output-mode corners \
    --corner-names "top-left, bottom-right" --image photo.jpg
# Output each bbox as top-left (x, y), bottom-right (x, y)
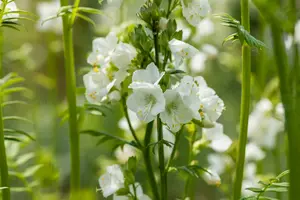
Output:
top-left (2, 0), bottom-right (296, 199)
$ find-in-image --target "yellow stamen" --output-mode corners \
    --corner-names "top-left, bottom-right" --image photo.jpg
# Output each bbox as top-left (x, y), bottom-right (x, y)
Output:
top-left (93, 65), bottom-right (99, 72)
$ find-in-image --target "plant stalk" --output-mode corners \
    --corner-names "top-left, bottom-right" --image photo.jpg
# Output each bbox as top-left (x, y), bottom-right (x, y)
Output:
top-left (233, 0), bottom-right (251, 199)
top-left (60, 0), bottom-right (80, 198)
top-left (143, 122), bottom-right (160, 200)
top-left (157, 117), bottom-right (166, 200)
top-left (0, 27), bottom-right (11, 200)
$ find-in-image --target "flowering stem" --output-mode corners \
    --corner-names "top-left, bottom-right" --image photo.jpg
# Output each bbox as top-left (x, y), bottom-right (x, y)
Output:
top-left (233, 0), bottom-right (251, 199)
top-left (60, 0), bottom-right (80, 197)
top-left (121, 96), bottom-right (142, 147)
top-left (143, 122), bottom-right (160, 200)
top-left (270, 11), bottom-right (300, 200)
top-left (0, 27), bottom-right (11, 200)
top-left (184, 126), bottom-right (197, 200)
top-left (157, 117), bottom-right (167, 200)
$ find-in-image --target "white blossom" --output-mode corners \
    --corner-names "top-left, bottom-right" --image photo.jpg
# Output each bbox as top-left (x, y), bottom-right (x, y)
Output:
top-left (190, 52), bottom-right (207, 73)
top-left (207, 154), bottom-right (233, 175)
top-left (118, 109), bottom-right (141, 132)
top-left (99, 165), bottom-right (124, 198)
top-left (202, 123), bottom-right (232, 152)
top-left (245, 143), bottom-right (266, 161)
top-left (202, 169), bottom-right (221, 186)
top-left (83, 69), bottom-right (116, 104)
top-left (159, 17), bottom-right (169, 31)
top-left (111, 42), bottom-right (137, 69)
top-left (160, 90), bottom-right (194, 132)
top-left (168, 39), bottom-right (200, 66)
top-left (114, 144), bottom-right (136, 164)
top-left (0, 0), bottom-right (19, 20)
top-left (127, 83), bottom-right (165, 123)
top-left (181, 0), bottom-right (211, 27)
top-left (131, 63), bottom-right (164, 87)
top-left (36, 0), bottom-right (62, 34)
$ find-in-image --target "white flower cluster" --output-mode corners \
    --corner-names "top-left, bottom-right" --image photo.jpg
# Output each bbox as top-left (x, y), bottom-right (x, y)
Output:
top-left (98, 164), bottom-right (151, 199)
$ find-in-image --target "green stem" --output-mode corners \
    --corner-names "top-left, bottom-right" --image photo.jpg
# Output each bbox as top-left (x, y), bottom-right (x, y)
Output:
top-left (157, 117), bottom-right (166, 200)
top-left (165, 129), bottom-right (182, 172)
top-left (184, 127), bottom-right (197, 200)
top-left (121, 96), bottom-right (142, 147)
top-left (0, 28), bottom-right (11, 200)
top-left (60, 0), bottom-right (80, 198)
top-left (233, 0), bottom-right (251, 199)
top-left (143, 122), bottom-right (160, 200)
top-left (271, 22), bottom-right (300, 200)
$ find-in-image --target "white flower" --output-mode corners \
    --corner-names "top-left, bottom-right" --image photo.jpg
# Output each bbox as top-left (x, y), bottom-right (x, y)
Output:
top-left (160, 90), bottom-right (194, 132)
top-left (83, 69), bottom-right (115, 104)
top-left (242, 163), bottom-right (259, 196)
top-left (127, 83), bottom-right (165, 123)
top-left (113, 183), bottom-right (151, 200)
top-left (181, 0), bottom-right (211, 27)
top-left (0, 0), bottom-right (19, 20)
top-left (202, 169), bottom-right (221, 186)
top-left (114, 144), bottom-right (136, 164)
top-left (245, 143), bottom-right (265, 161)
top-left (248, 99), bottom-right (284, 149)
top-left (295, 20), bottom-right (300, 44)
top-left (131, 63), bottom-right (164, 87)
top-left (276, 103), bottom-right (284, 121)
top-left (195, 18), bottom-right (215, 38)
top-left (207, 154), bottom-right (233, 175)
top-left (36, 0), bottom-right (62, 34)
top-left (168, 39), bottom-right (200, 66)
top-left (202, 123), bottom-right (232, 152)
top-left (107, 0), bottom-right (123, 9)
top-left (111, 42), bottom-right (137, 69)
top-left (176, 19), bottom-right (192, 41)
top-left (99, 165), bottom-right (124, 198)
top-left (88, 32), bottom-right (118, 67)
top-left (190, 52), bottom-right (207, 73)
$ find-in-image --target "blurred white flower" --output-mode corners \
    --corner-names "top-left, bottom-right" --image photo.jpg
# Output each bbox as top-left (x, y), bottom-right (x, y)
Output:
top-left (160, 90), bottom-right (194, 132)
top-left (196, 18), bottom-right (215, 37)
top-left (207, 154), bottom-right (233, 175)
top-left (202, 169), bottom-right (221, 186)
top-left (181, 0), bottom-right (211, 27)
top-left (114, 182), bottom-right (151, 200)
top-left (248, 99), bottom-right (284, 149)
top-left (202, 44), bottom-right (218, 57)
top-left (36, 0), bottom-right (62, 34)
top-left (276, 103), bottom-right (284, 121)
top-left (202, 123), bottom-right (232, 152)
top-left (176, 19), bottom-right (192, 41)
top-left (284, 34), bottom-right (293, 50)
top-left (107, 0), bottom-right (123, 9)
top-left (83, 69), bottom-right (116, 104)
top-left (111, 42), bottom-right (137, 69)
top-left (190, 52), bottom-right (207, 73)
top-left (99, 164), bottom-right (124, 198)
top-left (127, 83), bottom-right (165, 123)
top-left (169, 39), bottom-right (200, 66)
top-left (108, 90), bottom-right (121, 102)
top-left (0, 0), bottom-right (19, 20)
top-left (295, 20), bottom-right (300, 44)
top-left (245, 143), bottom-right (265, 161)
top-left (242, 163), bottom-right (259, 196)
top-left (114, 144), bottom-right (136, 164)
top-left (118, 109), bottom-right (141, 132)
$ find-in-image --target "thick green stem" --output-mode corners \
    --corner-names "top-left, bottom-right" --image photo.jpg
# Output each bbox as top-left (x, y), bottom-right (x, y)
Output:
top-left (143, 122), bottom-right (160, 200)
top-left (271, 24), bottom-right (300, 200)
top-left (157, 117), bottom-right (166, 200)
top-left (233, 0), bottom-right (251, 199)
top-left (60, 0), bottom-right (80, 198)
top-left (0, 28), bottom-right (11, 200)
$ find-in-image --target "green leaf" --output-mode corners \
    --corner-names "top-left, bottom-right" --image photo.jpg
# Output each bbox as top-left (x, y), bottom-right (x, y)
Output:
top-left (4, 128), bottom-right (35, 141)
top-left (15, 153), bottom-right (35, 165)
top-left (127, 156), bottom-right (137, 173)
top-left (276, 170), bottom-right (290, 179)
top-left (258, 197), bottom-right (279, 200)
top-left (116, 187), bottom-right (129, 196)
top-left (265, 187), bottom-right (288, 193)
top-left (23, 164), bottom-right (43, 177)
top-left (246, 187), bottom-right (264, 193)
top-left (124, 170), bottom-right (135, 185)
top-left (3, 116), bottom-right (33, 124)
top-left (0, 24), bottom-right (20, 31)
top-left (4, 135), bottom-right (23, 142)
top-left (10, 187), bottom-right (30, 192)
top-left (77, 7), bottom-right (104, 15)
top-left (1, 87), bottom-right (30, 96)
top-left (2, 100), bottom-right (28, 107)
top-left (0, 187), bottom-right (8, 190)
top-left (174, 165), bottom-right (211, 179)
top-left (75, 13), bottom-right (96, 28)
top-left (271, 182), bottom-right (289, 187)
